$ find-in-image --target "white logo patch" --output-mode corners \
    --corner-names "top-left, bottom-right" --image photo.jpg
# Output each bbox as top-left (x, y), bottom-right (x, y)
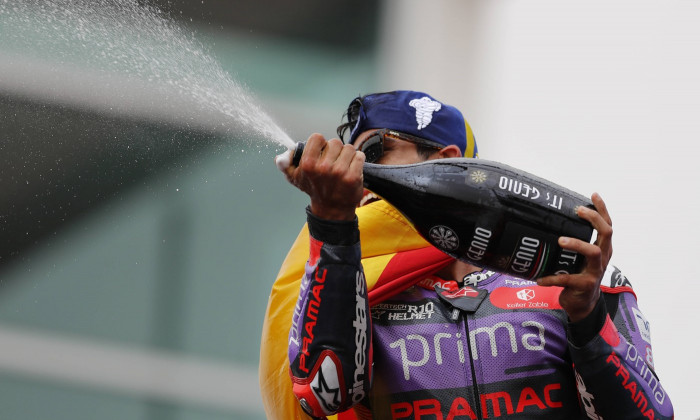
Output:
top-left (429, 225), bottom-right (459, 251)
top-left (311, 355), bottom-right (342, 415)
top-left (517, 289), bottom-right (536, 301)
top-left (632, 307), bottom-right (652, 344)
top-left (463, 270), bottom-right (495, 286)
top-left (409, 96), bottom-right (442, 130)
top-left (575, 371), bottom-right (603, 419)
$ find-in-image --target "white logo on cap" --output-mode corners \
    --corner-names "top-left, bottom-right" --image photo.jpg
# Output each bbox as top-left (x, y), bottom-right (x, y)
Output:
top-left (409, 97), bottom-right (442, 130)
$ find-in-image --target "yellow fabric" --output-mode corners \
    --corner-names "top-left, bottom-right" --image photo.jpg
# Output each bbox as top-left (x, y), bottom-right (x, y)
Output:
top-left (258, 200), bottom-right (431, 419)
top-left (464, 120), bottom-right (478, 158)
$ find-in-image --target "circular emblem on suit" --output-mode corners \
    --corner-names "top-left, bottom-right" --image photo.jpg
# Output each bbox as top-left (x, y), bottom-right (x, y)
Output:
top-left (429, 225), bottom-right (459, 251)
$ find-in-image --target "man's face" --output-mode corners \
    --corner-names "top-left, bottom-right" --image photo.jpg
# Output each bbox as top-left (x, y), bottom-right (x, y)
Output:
top-left (352, 129), bottom-right (431, 165)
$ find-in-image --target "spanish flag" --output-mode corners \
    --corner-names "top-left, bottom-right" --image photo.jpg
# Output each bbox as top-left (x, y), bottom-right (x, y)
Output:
top-left (259, 200), bottom-right (453, 419)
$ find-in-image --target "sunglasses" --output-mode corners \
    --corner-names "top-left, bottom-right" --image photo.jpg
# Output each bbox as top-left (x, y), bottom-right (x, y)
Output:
top-left (355, 129), bottom-right (445, 163)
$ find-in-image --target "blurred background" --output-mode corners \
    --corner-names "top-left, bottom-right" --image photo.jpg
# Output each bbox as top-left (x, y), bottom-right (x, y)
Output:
top-left (1, 0), bottom-right (698, 419)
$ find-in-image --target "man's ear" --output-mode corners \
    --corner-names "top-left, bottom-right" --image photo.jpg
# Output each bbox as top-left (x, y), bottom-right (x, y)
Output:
top-left (438, 145), bottom-right (463, 159)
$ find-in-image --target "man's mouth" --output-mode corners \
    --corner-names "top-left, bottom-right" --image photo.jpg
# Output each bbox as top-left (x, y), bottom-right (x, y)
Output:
top-left (359, 190), bottom-right (380, 207)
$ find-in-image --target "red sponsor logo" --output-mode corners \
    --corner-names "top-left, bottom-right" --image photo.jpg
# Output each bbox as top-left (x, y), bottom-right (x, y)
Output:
top-left (309, 237), bottom-right (323, 266)
top-left (441, 286), bottom-right (480, 299)
top-left (391, 383), bottom-right (563, 419)
top-left (606, 351), bottom-right (659, 419)
top-left (299, 267), bottom-right (327, 373)
top-left (490, 286), bottom-right (562, 310)
top-left (417, 277), bottom-right (458, 291)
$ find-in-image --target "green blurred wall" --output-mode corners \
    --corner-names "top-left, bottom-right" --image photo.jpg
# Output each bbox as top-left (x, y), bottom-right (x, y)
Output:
top-left (0, 15), bottom-right (378, 420)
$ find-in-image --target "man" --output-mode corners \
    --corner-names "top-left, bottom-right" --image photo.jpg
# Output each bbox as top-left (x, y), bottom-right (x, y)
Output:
top-left (261, 90), bottom-right (673, 419)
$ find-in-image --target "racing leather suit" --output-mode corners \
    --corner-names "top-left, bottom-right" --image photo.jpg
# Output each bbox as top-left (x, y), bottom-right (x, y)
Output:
top-left (288, 210), bottom-right (674, 419)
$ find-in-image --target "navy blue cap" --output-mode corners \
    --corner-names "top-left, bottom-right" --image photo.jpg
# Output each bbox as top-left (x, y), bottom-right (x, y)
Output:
top-left (349, 90), bottom-right (478, 158)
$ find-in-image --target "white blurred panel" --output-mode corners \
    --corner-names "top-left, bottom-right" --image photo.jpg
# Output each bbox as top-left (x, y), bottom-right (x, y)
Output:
top-left (379, 1), bottom-right (700, 417)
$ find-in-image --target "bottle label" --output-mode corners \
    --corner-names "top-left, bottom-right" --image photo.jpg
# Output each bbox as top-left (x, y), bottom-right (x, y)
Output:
top-left (509, 235), bottom-right (548, 279)
top-left (428, 225), bottom-right (460, 251)
top-left (496, 174), bottom-right (573, 212)
top-left (466, 226), bottom-right (492, 262)
top-left (553, 248), bottom-right (581, 275)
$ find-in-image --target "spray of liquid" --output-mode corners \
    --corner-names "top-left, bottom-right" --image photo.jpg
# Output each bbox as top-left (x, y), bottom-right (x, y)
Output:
top-left (0, 0), bottom-right (295, 149)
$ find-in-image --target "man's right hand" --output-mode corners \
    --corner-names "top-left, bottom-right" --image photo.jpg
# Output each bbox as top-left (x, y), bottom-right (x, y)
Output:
top-left (280, 133), bottom-right (365, 221)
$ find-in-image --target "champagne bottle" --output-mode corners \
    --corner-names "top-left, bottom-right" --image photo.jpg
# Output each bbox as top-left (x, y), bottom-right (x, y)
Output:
top-left (289, 143), bottom-right (594, 279)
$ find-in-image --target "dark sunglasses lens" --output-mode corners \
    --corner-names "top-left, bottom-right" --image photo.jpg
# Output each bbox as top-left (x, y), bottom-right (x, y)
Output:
top-left (359, 135), bottom-right (383, 163)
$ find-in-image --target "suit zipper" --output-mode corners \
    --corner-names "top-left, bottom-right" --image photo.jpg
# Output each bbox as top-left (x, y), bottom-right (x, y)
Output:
top-left (453, 308), bottom-right (483, 420)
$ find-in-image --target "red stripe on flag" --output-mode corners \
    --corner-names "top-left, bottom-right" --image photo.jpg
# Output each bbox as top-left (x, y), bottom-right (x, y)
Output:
top-left (368, 247), bottom-right (452, 306)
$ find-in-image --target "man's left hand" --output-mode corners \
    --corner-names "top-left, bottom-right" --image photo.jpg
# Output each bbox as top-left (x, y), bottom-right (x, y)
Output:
top-left (537, 193), bottom-right (613, 322)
